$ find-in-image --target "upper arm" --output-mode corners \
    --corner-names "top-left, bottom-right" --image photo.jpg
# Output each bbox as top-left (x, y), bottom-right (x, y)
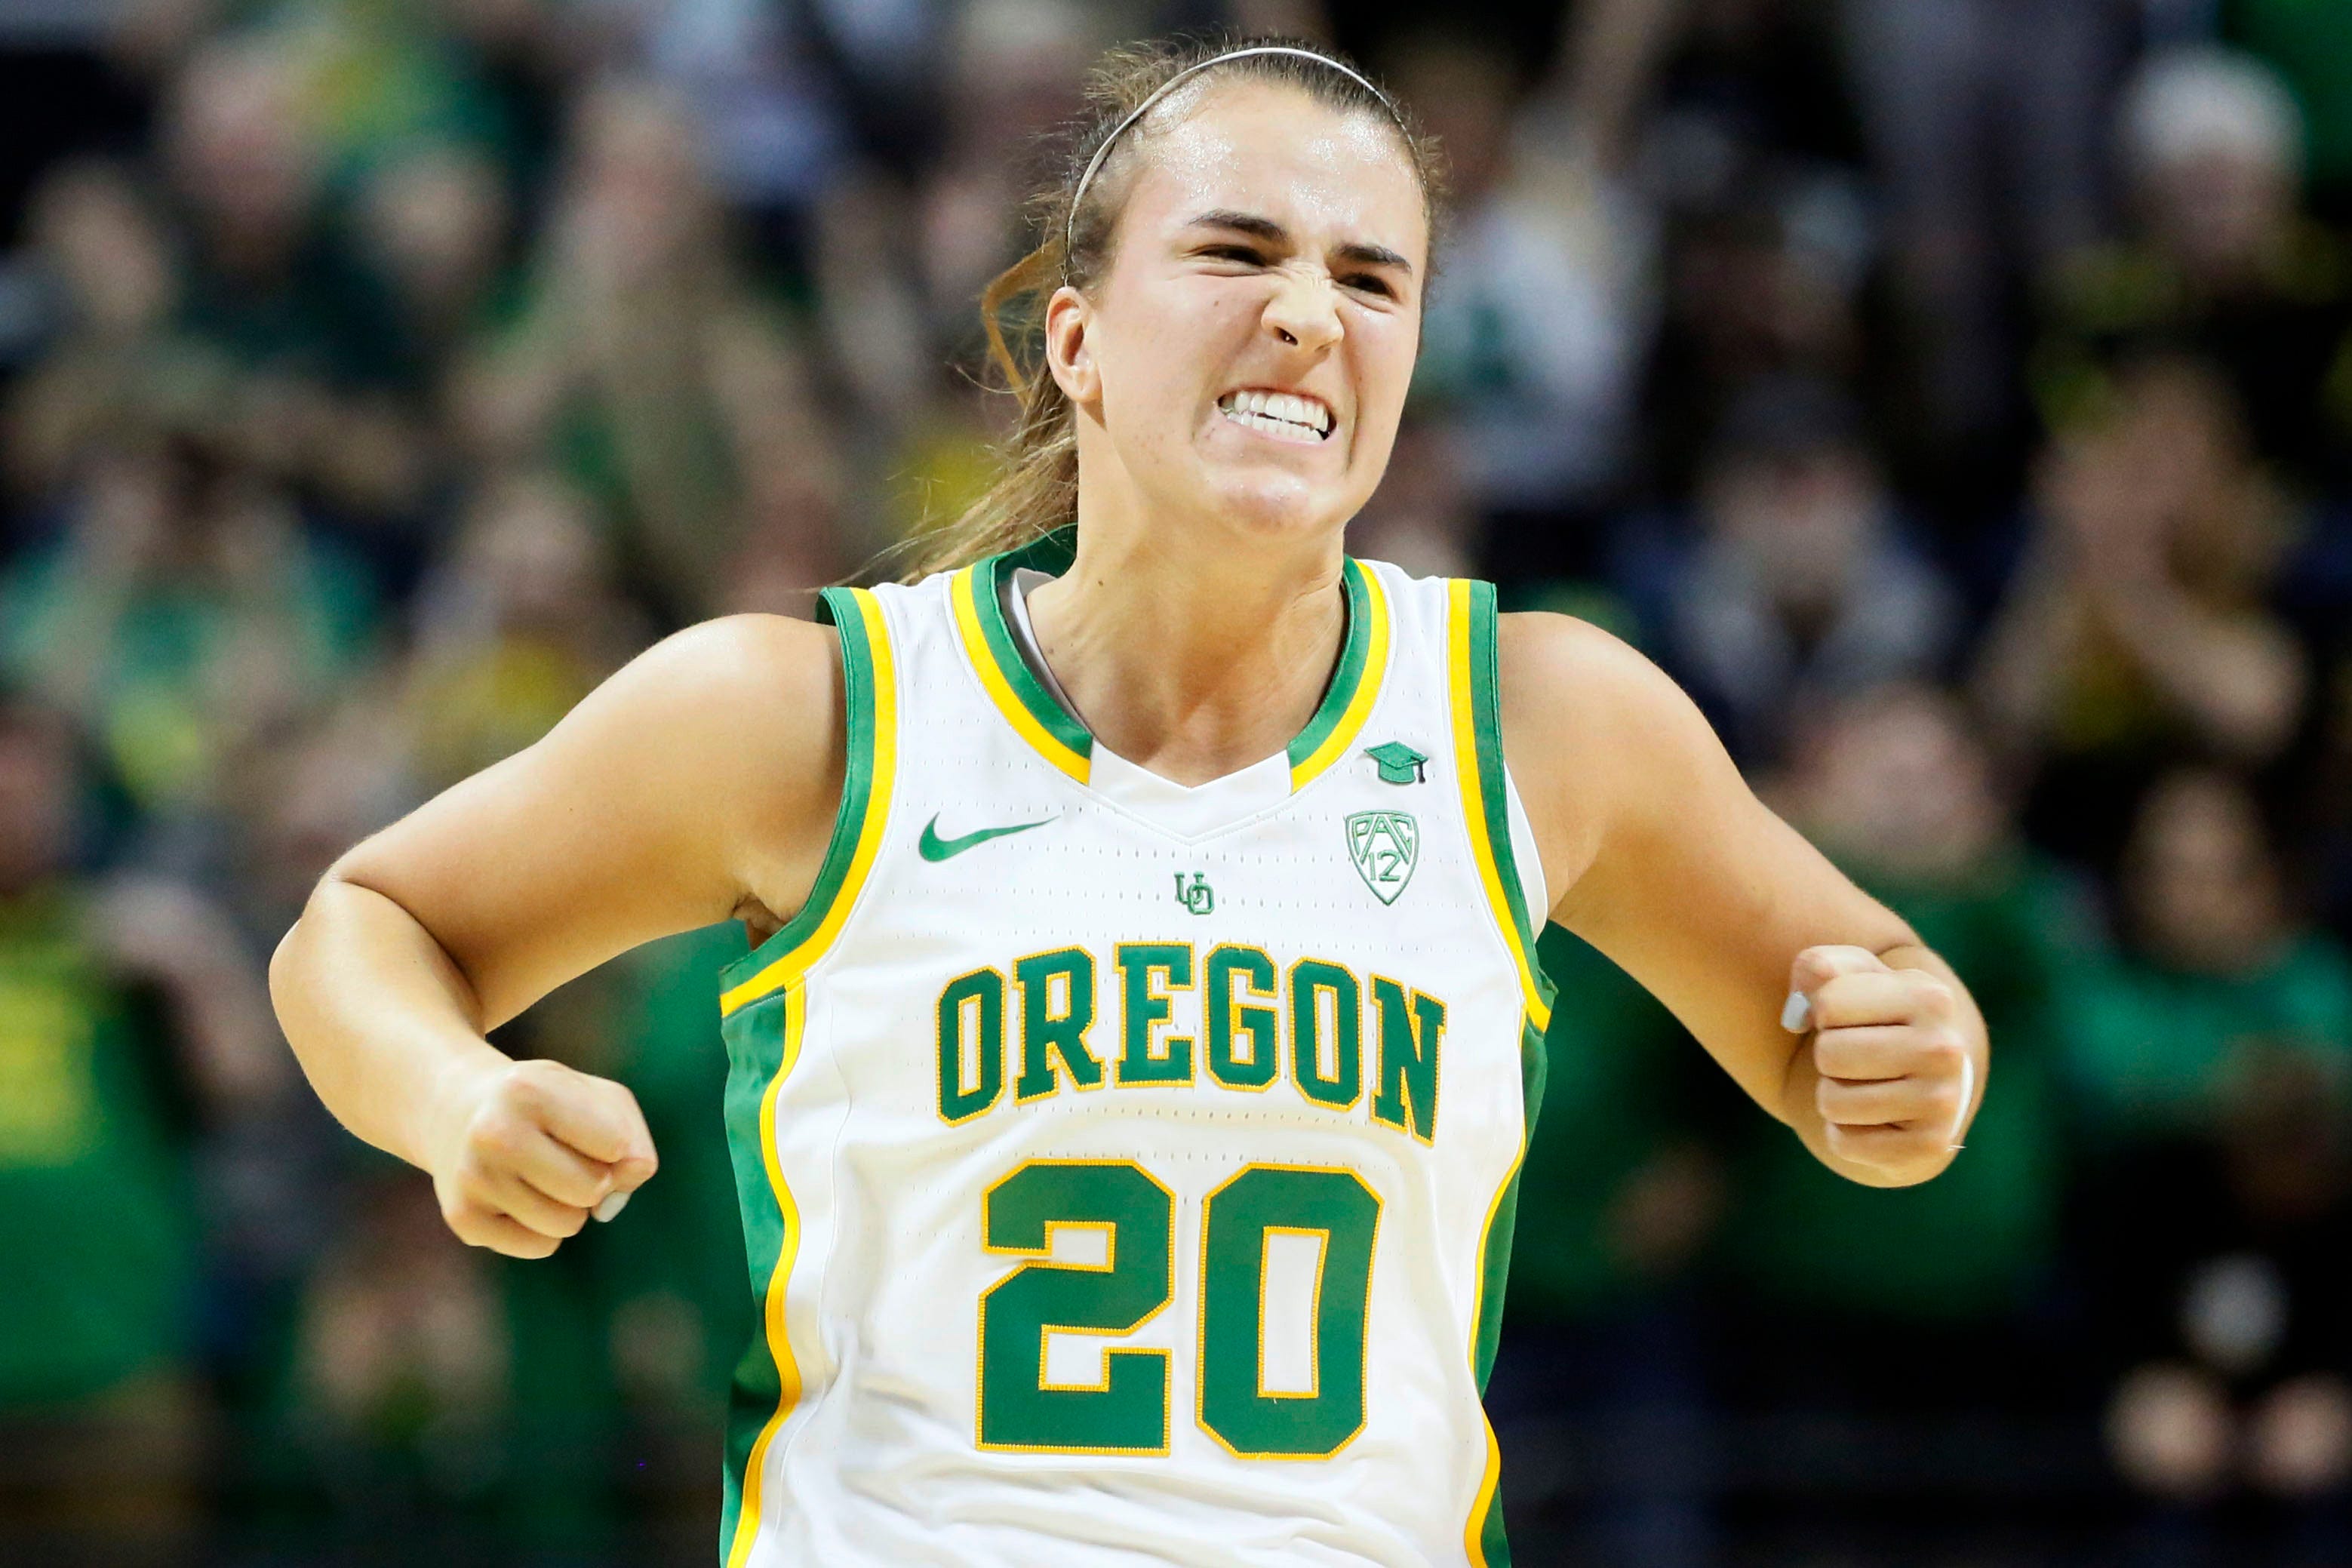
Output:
top-left (331, 613), bottom-right (845, 1030)
top-left (1497, 611), bottom-right (1914, 1112)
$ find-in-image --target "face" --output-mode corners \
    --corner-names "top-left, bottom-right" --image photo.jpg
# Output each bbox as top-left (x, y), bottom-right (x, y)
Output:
top-left (1797, 687), bottom-right (2002, 881)
top-left (1046, 81), bottom-right (1428, 552)
top-left (364, 148), bottom-right (509, 314)
top-left (1707, 445), bottom-right (1879, 607)
top-left (2126, 772), bottom-right (2283, 974)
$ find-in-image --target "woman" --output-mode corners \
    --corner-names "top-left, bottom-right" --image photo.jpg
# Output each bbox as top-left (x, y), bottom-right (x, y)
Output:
top-left (272, 38), bottom-right (1987, 1568)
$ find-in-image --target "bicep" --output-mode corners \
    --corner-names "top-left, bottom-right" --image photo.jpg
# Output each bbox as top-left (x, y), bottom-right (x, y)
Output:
top-left (1501, 614), bottom-right (1912, 1111)
top-left (334, 615), bottom-right (843, 1028)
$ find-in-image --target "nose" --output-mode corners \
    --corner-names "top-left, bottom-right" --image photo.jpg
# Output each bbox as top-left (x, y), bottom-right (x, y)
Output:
top-left (1262, 267), bottom-right (1342, 355)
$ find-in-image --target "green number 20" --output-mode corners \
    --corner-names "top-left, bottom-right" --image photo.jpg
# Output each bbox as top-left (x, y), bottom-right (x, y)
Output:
top-left (978, 1160), bottom-right (1381, 1459)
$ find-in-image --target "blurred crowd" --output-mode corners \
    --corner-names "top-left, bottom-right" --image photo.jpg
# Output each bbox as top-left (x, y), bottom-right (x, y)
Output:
top-left (3, 1), bottom-right (2352, 1565)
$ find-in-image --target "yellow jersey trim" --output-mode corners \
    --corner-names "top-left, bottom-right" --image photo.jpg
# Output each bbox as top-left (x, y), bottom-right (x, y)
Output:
top-left (952, 564), bottom-right (1091, 783)
top-left (722, 984), bottom-right (812, 1568)
top-left (1447, 580), bottom-right (1550, 1031)
top-left (1288, 564), bottom-right (1392, 790)
top-left (719, 587), bottom-right (899, 1016)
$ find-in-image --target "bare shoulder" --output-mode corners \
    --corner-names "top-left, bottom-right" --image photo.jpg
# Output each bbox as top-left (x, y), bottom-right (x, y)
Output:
top-left (334, 610), bottom-right (847, 998)
top-left (1495, 610), bottom-right (1720, 783)
top-left (555, 612), bottom-right (847, 861)
top-left (1493, 610), bottom-right (1740, 912)
top-left (597, 611), bottom-right (841, 719)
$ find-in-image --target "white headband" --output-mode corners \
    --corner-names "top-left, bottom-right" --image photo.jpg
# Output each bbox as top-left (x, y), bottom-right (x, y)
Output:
top-left (1063, 45), bottom-right (1404, 269)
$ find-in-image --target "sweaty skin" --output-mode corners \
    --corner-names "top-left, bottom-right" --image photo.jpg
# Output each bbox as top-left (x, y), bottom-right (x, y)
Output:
top-left (272, 78), bottom-right (1985, 1259)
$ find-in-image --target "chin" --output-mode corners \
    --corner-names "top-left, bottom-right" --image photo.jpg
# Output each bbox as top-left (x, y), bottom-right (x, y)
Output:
top-left (1194, 470), bottom-right (1357, 545)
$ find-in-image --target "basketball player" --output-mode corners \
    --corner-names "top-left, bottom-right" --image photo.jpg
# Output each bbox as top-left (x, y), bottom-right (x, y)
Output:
top-left (272, 38), bottom-right (1988, 1567)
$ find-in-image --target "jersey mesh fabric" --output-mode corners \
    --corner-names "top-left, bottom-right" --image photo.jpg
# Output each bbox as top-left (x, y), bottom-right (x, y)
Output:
top-left (716, 556), bottom-right (1549, 1566)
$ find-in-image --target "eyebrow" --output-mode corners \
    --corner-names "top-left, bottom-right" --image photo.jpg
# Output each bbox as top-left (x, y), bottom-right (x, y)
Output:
top-left (1182, 209), bottom-right (1415, 276)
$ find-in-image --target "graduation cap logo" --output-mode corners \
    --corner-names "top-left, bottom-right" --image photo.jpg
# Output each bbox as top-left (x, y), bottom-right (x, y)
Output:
top-left (1363, 741), bottom-right (1428, 786)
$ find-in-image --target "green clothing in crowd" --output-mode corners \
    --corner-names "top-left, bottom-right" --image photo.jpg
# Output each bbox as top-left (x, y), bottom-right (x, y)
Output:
top-left (1716, 857), bottom-right (2092, 1323)
top-left (496, 921), bottom-right (753, 1551)
top-left (1507, 926), bottom-right (1714, 1323)
top-left (0, 530), bottom-right (377, 811)
top-left (2058, 933), bottom-right (2352, 1145)
top-left (0, 890), bottom-right (195, 1407)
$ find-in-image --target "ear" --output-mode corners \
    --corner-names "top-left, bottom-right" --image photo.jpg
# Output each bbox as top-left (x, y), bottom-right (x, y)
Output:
top-left (1043, 284), bottom-right (1100, 406)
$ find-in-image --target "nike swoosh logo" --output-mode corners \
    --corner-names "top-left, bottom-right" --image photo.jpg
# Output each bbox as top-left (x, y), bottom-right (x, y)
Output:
top-left (918, 813), bottom-right (1057, 862)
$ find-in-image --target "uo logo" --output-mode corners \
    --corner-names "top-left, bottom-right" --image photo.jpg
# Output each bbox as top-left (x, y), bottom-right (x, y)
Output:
top-left (1172, 872), bottom-right (1215, 916)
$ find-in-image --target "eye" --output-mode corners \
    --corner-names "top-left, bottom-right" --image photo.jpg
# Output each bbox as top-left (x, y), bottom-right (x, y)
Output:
top-left (1342, 273), bottom-right (1397, 299)
top-left (1200, 244), bottom-right (1266, 265)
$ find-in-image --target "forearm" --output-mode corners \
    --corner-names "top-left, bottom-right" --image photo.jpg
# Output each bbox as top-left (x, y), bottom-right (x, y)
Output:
top-left (268, 874), bottom-right (512, 1176)
top-left (1777, 942), bottom-right (1988, 1188)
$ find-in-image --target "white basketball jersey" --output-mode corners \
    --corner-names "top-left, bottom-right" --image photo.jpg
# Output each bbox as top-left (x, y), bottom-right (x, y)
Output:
top-left (714, 543), bottom-right (1555, 1568)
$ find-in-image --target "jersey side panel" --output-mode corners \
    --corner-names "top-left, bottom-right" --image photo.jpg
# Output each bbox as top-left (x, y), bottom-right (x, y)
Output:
top-left (1449, 576), bottom-right (1556, 1568)
top-left (718, 586), bottom-right (899, 1568)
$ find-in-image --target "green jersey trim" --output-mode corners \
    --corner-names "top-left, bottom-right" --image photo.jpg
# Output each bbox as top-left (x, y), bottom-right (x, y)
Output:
top-left (1463, 1014), bottom-right (1548, 1568)
top-left (718, 586), bottom-right (896, 1016)
top-left (1449, 578), bottom-right (1551, 1568)
top-left (953, 559), bottom-right (1094, 780)
top-left (1286, 559), bottom-right (1391, 789)
top-left (952, 546), bottom-right (1391, 795)
top-left (718, 585), bottom-right (898, 1563)
top-left (720, 984), bottom-right (811, 1567)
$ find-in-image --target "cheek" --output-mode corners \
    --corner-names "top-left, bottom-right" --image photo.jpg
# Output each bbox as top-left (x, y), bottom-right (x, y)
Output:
top-left (1105, 290), bottom-right (1256, 429)
top-left (1351, 323), bottom-right (1420, 440)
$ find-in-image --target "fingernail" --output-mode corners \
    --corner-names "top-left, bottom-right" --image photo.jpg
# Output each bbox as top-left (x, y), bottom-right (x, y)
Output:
top-left (593, 1191), bottom-right (631, 1223)
top-left (1779, 992), bottom-right (1812, 1033)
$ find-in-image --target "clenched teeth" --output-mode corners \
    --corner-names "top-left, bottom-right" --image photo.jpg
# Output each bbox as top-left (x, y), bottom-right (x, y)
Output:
top-left (1216, 389), bottom-right (1333, 439)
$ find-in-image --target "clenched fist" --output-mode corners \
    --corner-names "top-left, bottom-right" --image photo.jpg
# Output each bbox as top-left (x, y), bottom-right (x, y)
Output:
top-left (429, 1056), bottom-right (659, 1258)
top-left (1782, 944), bottom-right (1978, 1179)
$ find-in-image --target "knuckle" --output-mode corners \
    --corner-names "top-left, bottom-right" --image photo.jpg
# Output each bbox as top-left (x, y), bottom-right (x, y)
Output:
top-left (501, 1063), bottom-right (550, 1113)
top-left (1914, 977), bottom-right (1957, 1014)
top-left (450, 1156), bottom-right (499, 1204)
top-left (520, 1057), bottom-right (574, 1091)
top-left (470, 1111), bottom-right (519, 1158)
top-left (472, 1115), bottom-right (534, 1170)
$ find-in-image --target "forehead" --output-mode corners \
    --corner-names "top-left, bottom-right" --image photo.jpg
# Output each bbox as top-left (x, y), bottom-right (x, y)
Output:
top-left (1114, 80), bottom-right (1426, 260)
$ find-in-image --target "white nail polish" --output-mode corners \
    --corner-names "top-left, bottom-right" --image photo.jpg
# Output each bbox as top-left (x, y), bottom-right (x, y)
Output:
top-left (1780, 992), bottom-right (1812, 1033)
top-left (593, 1191), bottom-right (631, 1223)
top-left (1948, 1055), bottom-right (1976, 1151)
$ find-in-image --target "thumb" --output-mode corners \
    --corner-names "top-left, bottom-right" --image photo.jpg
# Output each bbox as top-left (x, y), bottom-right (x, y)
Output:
top-left (1781, 944), bottom-right (1892, 1033)
top-left (590, 1136), bottom-right (659, 1225)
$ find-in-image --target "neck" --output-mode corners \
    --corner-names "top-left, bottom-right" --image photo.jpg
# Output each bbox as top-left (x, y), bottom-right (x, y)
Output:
top-left (1023, 517), bottom-right (1348, 786)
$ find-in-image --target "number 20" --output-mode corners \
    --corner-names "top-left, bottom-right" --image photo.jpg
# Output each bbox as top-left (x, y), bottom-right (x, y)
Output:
top-left (977, 1160), bottom-right (1382, 1459)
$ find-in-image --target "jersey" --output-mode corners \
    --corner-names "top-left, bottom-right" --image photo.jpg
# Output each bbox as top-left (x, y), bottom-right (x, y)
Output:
top-left (714, 538), bottom-right (1557, 1567)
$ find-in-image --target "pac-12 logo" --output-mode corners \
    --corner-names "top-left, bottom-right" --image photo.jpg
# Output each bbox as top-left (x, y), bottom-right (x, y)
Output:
top-left (1345, 810), bottom-right (1419, 905)
top-left (1173, 872), bottom-right (1215, 915)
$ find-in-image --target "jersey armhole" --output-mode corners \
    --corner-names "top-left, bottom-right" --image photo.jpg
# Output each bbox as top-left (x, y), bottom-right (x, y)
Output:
top-left (718, 587), bottom-right (899, 1015)
top-left (1444, 579), bottom-right (1556, 1029)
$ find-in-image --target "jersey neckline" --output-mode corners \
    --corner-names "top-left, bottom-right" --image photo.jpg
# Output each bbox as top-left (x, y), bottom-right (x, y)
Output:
top-left (946, 540), bottom-right (1391, 795)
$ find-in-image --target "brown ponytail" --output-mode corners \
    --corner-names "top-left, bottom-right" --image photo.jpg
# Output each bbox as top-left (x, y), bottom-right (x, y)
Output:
top-left (897, 34), bottom-right (1447, 582)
